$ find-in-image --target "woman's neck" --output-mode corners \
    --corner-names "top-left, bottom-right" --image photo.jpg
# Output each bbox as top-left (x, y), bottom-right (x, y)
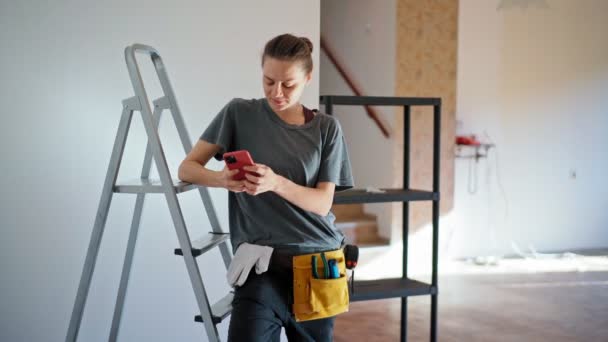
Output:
top-left (276, 103), bottom-right (305, 125)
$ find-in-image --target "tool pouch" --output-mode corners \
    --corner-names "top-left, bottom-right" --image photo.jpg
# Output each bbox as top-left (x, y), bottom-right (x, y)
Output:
top-left (292, 249), bottom-right (349, 322)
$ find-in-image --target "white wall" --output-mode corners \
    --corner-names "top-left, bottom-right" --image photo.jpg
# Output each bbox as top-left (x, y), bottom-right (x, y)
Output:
top-left (320, 0), bottom-right (396, 239)
top-left (0, 1), bottom-right (319, 341)
top-left (449, 0), bottom-right (608, 258)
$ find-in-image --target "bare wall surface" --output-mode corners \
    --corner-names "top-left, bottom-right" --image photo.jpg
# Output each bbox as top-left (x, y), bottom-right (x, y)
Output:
top-left (393, 0), bottom-right (458, 240)
top-left (0, 1), bottom-right (319, 341)
top-left (450, 0), bottom-right (608, 257)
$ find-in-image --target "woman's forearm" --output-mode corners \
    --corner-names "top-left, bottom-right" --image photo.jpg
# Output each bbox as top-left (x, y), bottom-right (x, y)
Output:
top-left (273, 176), bottom-right (333, 216)
top-left (180, 160), bottom-right (334, 215)
top-left (178, 160), bottom-right (224, 188)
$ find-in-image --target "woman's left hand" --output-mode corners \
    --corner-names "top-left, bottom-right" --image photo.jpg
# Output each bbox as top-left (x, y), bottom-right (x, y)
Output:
top-left (242, 163), bottom-right (282, 196)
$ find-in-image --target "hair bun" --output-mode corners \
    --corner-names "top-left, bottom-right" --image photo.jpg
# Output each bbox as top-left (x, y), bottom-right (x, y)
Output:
top-left (262, 33), bottom-right (314, 73)
top-left (299, 37), bottom-right (313, 54)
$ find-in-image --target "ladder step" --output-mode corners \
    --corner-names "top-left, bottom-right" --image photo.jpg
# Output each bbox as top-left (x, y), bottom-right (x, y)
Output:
top-left (174, 233), bottom-right (230, 257)
top-left (194, 292), bottom-right (234, 324)
top-left (114, 178), bottom-right (197, 194)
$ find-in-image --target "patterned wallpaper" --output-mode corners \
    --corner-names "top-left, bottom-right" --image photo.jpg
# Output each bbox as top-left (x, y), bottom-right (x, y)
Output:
top-left (392, 0), bottom-right (457, 237)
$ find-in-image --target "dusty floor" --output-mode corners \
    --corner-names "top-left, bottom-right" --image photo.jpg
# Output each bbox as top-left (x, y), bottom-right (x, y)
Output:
top-left (334, 250), bottom-right (608, 341)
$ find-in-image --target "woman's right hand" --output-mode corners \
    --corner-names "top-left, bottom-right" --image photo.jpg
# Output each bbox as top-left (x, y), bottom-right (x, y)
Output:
top-left (221, 166), bottom-right (246, 192)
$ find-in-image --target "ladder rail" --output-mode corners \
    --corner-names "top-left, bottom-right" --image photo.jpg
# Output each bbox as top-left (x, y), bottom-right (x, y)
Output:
top-left (109, 101), bottom-right (163, 342)
top-left (124, 44), bottom-right (222, 341)
top-left (154, 49), bottom-right (232, 268)
top-left (126, 44), bottom-right (232, 268)
top-left (65, 100), bottom-right (137, 342)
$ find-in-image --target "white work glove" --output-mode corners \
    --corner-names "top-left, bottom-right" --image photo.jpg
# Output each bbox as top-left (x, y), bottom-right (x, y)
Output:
top-left (227, 243), bottom-right (274, 287)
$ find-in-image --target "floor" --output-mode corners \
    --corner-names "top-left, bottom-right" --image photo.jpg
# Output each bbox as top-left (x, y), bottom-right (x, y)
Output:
top-left (334, 252), bottom-right (608, 342)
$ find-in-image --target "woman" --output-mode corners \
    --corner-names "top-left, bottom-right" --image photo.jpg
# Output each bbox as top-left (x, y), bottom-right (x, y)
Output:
top-left (178, 33), bottom-right (353, 341)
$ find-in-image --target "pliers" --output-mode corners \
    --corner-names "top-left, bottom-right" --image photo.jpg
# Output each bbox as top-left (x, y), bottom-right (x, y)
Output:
top-left (321, 252), bottom-right (330, 279)
top-left (311, 252), bottom-right (330, 279)
top-left (312, 255), bottom-right (320, 279)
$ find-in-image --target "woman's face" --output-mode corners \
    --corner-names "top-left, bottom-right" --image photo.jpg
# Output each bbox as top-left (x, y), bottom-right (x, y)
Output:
top-left (262, 57), bottom-right (312, 113)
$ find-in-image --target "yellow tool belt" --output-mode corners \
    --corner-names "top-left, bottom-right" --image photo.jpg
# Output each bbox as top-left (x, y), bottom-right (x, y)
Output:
top-left (291, 248), bottom-right (349, 322)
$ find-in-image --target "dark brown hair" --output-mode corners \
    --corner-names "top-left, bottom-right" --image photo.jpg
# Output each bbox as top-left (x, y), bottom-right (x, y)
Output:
top-left (261, 33), bottom-right (313, 74)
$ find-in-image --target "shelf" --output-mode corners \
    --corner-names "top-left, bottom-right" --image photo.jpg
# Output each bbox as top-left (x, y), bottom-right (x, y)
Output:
top-left (350, 278), bottom-right (436, 302)
top-left (455, 143), bottom-right (495, 161)
top-left (333, 188), bottom-right (438, 204)
top-left (194, 292), bottom-right (234, 324)
top-left (113, 178), bottom-right (197, 194)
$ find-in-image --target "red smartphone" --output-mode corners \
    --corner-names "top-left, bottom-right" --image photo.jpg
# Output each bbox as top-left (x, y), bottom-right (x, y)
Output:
top-left (223, 150), bottom-right (255, 180)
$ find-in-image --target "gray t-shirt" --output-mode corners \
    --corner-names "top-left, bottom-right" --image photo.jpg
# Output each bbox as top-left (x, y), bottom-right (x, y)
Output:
top-left (200, 98), bottom-right (354, 254)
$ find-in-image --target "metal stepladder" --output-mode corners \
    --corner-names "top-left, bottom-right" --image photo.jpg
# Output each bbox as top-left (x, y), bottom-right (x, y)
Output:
top-left (65, 44), bottom-right (233, 342)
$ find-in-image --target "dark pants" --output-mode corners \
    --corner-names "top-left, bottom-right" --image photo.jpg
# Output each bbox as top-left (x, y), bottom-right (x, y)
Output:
top-left (227, 260), bottom-right (335, 341)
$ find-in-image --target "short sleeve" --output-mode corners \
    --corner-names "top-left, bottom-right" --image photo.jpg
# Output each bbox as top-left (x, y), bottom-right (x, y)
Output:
top-left (317, 118), bottom-right (354, 192)
top-left (199, 99), bottom-right (236, 161)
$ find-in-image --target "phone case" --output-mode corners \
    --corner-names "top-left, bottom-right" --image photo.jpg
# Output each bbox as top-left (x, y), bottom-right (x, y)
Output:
top-left (223, 150), bottom-right (255, 180)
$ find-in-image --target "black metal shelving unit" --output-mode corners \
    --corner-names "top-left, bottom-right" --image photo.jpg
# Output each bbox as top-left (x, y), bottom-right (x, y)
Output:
top-left (321, 95), bottom-right (441, 342)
